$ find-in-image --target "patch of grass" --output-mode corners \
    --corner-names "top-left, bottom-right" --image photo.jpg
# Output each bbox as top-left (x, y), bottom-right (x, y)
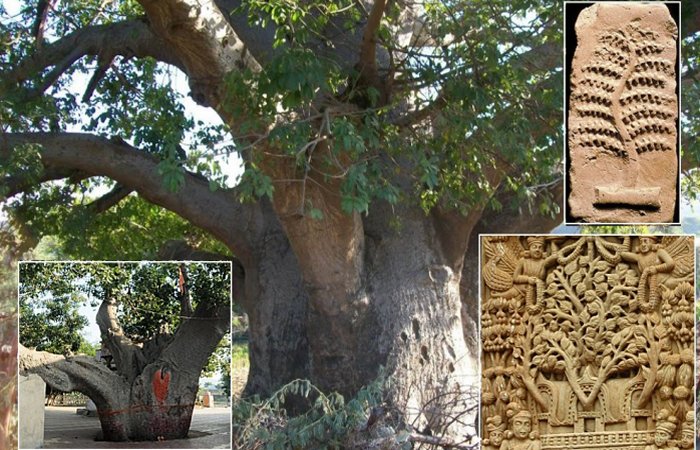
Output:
top-left (233, 341), bottom-right (249, 367)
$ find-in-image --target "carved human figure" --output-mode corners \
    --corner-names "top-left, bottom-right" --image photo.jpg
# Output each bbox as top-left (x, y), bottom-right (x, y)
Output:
top-left (621, 237), bottom-right (675, 312)
top-left (679, 410), bottom-right (693, 449)
top-left (499, 410), bottom-right (541, 450)
top-left (645, 410), bottom-right (678, 450)
top-left (484, 415), bottom-right (506, 450)
top-left (494, 237), bottom-right (558, 313)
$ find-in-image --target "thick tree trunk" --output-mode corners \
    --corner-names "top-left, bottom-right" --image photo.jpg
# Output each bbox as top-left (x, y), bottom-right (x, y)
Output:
top-left (19, 350), bottom-right (198, 441)
top-left (242, 206), bottom-right (311, 396)
top-left (276, 198), bottom-right (476, 438)
top-left (360, 204), bottom-right (475, 437)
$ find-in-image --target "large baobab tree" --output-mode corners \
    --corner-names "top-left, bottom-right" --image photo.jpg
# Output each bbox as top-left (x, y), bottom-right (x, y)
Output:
top-left (3, 0), bottom-right (699, 442)
top-left (19, 262), bottom-right (230, 441)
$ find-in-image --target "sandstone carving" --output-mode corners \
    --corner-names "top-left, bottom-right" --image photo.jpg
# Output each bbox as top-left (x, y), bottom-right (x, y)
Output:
top-left (567, 3), bottom-right (678, 223)
top-left (481, 236), bottom-right (694, 450)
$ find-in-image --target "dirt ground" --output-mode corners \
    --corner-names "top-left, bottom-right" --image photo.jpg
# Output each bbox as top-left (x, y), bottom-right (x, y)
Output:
top-left (232, 364), bottom-right (249, 398)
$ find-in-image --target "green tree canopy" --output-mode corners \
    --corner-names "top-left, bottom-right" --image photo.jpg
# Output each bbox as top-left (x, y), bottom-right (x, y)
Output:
top-left (20, 262), bottom-right (231, 346)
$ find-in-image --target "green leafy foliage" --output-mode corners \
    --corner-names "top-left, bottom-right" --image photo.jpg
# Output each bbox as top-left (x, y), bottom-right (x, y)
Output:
top-left (682, 31), bottom-right (700, 200)
top-left (19, 262), bottom-right (231, 345)
top-left (5, 190), bottom-right (229, 260)
top-left (19, 263), bottom-right (90, 353)
top-left (233, 376), bottom-right (384, 450)
top-left (1, 1), bottom-right (236, 253)
top-left (222, 0), bottom-right (565, 216)
top-left (3, 0), bottom-right (570, 243)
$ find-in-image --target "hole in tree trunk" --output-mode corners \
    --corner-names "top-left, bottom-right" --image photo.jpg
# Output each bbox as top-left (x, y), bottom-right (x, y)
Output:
top-left (412, 319), bottom-right (421, 340)
top-left (400, 331), bottom-right (408, 342)
top-left (420, 345), bottom-right (430, 362)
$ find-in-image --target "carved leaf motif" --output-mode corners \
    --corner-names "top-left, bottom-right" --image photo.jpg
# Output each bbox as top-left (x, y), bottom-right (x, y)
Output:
top-left (594, 282), bottom-right (608, 297)
top-left (576, 282), bottom-right (587, 295)
top-left (593, 272), bottom-right (606, 283)
top-left (610, 305), bottom-right (625, 317)
top-left (612, 332), bottom-right (622, 347)
top-left (606, 273), bottom-right (621, 286)
top-left (565, 260), bottom-right (578, 275)
top-left (616, 358), bottom-right (637, 371)
top-left (561, 336), bottom-right (576, 357)
top-left (560, 301), bottom-right (573, 314)
top-left (601, 355), bottom-right (612, 368)
top-left (546, 283), bottom-right (559, 296)
top-left (594, 260), bottom-right (611, 272)
top-left (571, 271), bottom-right (584, 286)
top-left (580, 309), bottom-right (591, 323)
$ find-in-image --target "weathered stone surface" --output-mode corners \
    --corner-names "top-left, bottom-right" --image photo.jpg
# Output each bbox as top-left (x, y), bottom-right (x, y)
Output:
top-left (19, 374), bottom-right (45, 449)
top-left (568, 3), bottom-right (678, 223)
top-left (480, 235), bottom-right (694, 450)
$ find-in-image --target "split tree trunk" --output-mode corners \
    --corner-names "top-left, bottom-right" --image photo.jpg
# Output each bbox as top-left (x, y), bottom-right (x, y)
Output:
top-left (20, 299), bottom-right (229, 441)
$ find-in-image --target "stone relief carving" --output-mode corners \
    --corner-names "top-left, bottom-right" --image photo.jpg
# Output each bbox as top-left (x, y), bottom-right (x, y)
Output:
top-left (481, 236), bottom-right (694, 450)
top-left (567, 3), bottom-right (678, 223)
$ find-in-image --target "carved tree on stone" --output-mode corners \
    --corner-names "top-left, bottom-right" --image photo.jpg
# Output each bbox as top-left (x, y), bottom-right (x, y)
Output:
top-left (481, 235), bottom-right (694, 450)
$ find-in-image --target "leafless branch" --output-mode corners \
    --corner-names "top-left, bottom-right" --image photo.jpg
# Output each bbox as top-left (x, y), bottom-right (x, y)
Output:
top-left (31, 0), bottom-right (57, 46)
top-left (358, 0), bottom-right (388, 87)
top-left (82, 54), bottom-right (115, 103)
top-left (19, 344), bottom-right (129, 409)
top-left (178, 264), bottom-right (194, 318)
top-left (96, 297), bottom-right (147, 382)
top-left (86, 183), bottom-right (134, 214)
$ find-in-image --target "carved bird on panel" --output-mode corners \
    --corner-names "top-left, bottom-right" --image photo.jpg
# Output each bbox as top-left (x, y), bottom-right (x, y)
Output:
top-left (482, 237), bottom-right (521, 293)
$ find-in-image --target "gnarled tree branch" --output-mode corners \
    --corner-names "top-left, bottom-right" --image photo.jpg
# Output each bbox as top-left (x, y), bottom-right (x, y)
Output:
top-left (86, 184), bottom-right (134, 214)
top-left (0, 132), bottom-right (255, 262)
top-left (96, 298), bottom-right (147, 383)
top-left (137, 0), bottom-right (261, 109)
top-left (19, 344), bottom-right (129, 409)
top-left (6, 20), bottom-right (184, 98)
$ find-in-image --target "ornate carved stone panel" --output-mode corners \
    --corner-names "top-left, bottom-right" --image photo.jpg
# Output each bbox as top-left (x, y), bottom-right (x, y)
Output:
top-left (567, 3), bottom-right (679, 223)
top-left (480, 236), bottom-right (694, 450)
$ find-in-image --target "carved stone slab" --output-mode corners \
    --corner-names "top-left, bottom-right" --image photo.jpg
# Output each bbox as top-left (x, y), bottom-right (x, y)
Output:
top-left (480, 236), bottom-right (694, 450)
top-left (567, 3), bottom-right (678, 223)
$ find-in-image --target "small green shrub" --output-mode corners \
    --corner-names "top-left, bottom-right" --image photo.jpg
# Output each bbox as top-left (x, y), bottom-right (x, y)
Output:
top-left (233, 377), bottom-right (385, 450)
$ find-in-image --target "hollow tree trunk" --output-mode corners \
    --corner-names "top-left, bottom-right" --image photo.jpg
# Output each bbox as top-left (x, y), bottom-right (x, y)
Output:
top-left (97, 359), bottom-right (200, 441)
top-left (19, 347), bottom-right (200, 441)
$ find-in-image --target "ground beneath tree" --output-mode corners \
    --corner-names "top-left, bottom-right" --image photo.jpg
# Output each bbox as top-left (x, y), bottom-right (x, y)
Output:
top-left (40, 406), bottom-right (230, 448)
top-left (232, 365), bottom-right (249, 399)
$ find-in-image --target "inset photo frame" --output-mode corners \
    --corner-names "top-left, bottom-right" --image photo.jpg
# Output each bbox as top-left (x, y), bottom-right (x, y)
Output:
top-left (18, 261), bottom-right (232, 449)
top-left (564, 2), bottom-right (681, 224)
